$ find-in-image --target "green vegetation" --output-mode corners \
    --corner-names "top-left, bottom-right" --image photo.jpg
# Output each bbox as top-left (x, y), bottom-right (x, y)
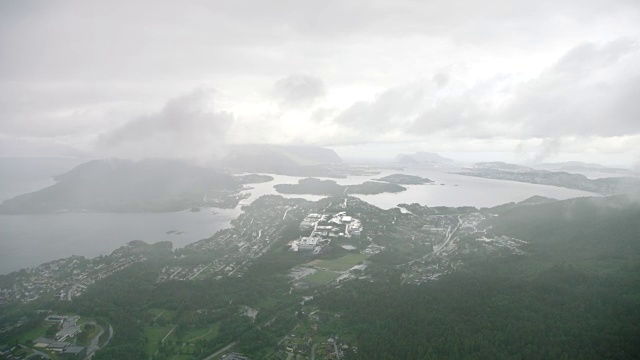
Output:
top-left (374, 173), bottom-right (433, 185)
top-left (304, 270), bottom-right (341, 285)
top-left (311, 254), bottom-right (367, 271)
top-left (144, 325), bottom-right (175, 355)
top-left (3, 194), bottom-right (640, 359)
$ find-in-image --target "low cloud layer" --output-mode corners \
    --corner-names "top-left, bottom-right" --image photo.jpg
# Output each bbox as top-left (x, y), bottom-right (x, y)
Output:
top-left (98, 89), bottom-right (233, 160)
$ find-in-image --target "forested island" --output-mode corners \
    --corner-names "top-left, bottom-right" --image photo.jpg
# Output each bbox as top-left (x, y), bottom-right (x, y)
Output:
top-left (234, 174), bottom-right (275, 184)
top-left (0, 159), bottom-right (247, 213)
top-left (274, 178), bottom-right (407, 195)
top-left (374, 173), bottom-right (433, 185)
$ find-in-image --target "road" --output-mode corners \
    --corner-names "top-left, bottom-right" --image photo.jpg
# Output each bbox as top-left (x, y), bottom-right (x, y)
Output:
top-left (67, 283), bottom-right (80, 301)
top-left (434, 215), bottom-right (462, 255)
top-left (86, 323), bottom-right (113, 360)
top-left (162, 325), bottom-right (177, 344)
top-left (85, 322), bottom-right (103, 359)
top-left (283, 207), bottom-right (291, 220)
top-left (202, 341), bottom-right (238, 360)
top-left (311, 343), bottom-right (318, 360)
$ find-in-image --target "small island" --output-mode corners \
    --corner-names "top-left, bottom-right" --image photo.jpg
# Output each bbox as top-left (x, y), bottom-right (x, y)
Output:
top-left (234, 174), bottom-right (275, 184)
top-left (274, 178), bottom-right (406, 196)
top-left (375, 173), bottom-right (433, 185)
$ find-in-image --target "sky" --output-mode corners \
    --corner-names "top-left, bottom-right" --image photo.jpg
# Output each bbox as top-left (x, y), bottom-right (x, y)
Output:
top-left (1, 0), bottom-right (640, 166)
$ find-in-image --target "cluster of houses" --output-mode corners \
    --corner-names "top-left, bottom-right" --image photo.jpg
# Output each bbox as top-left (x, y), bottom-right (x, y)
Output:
top-left (31, 315), bottom-right (86, 359)
top-left (290, 212), bottom-right (363, 253)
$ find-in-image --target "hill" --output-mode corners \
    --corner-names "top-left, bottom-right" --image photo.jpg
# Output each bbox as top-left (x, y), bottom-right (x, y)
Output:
top-left (217, 144), bottom-right (351, 177)
top-left (0, 158), bottom-right (244, 213)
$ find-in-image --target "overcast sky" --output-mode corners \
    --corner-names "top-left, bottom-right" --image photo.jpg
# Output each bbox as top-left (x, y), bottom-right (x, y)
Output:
top-left (1, 0), bottom-right (640, 166)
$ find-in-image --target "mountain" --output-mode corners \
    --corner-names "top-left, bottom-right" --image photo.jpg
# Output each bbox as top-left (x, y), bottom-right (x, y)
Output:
top-left (216, 144), bottom-right (351, 177)
top-left (394, 152), bottom-right (454, 165)
top-left (485, 195), bottom-right (558, 213)
top-left (0, 158), bottom-right (244, 213)
top-left (221, 144), bottom-right (341, 169)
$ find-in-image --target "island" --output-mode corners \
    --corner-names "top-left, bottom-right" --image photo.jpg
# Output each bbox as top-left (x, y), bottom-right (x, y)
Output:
top-left (0, 158), bottom-right (247, 214)
top-left (273, 178), bottom-right (406, 195)
top-left (374, 173), bottom-right (433, 185)
top-left (234, 174), bottom-right (275, 184)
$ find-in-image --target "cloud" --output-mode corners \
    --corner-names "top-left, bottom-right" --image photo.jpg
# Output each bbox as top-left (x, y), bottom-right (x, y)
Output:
top-left (332, 81), bottom-right (435, 133)
top-left (272, 74), bottom-right (326, 107)
top-left (327, 38), bottom-right (640, 143)
top-left (97, 89), bottom-right (233, 160)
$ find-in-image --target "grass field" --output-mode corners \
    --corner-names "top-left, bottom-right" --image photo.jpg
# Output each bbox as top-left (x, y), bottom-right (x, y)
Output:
top-left (144, 325), bottom-right (175, 355)
top-left (304, 270), bottom-right (341, 285)
top-left (182, 322), bottom-right (220, 342)
top-left (15, 324), bottom-right (48, 344)
top-left (310, 254), bottom-right (367, 271)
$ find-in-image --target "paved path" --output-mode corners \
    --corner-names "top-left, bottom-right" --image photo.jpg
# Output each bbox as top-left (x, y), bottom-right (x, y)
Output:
top-left (202, 341), bottom-right (237, 360)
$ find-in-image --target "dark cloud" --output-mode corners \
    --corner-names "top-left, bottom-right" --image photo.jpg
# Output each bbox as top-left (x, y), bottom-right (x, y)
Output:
top-left (273, 74), bottom-right (326, 107)
top-left (98, 89), bottom-right (233, 159)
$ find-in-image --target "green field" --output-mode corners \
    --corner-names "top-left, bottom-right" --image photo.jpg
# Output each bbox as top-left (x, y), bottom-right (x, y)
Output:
top-left (182, 322), bottom-right (220, 342)
top-left (311, 254), bottom-right (367, 271)
top-left (143, 325), bottom-right (175, 355)
top-left (15, 324), bottom-right (48, 344)
top-left (304, 270), bottom-right (341, 285)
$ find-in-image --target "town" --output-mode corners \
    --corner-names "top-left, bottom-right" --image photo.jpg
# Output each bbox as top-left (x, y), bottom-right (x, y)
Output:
top-left (0, 241), bottom-right (171, 306)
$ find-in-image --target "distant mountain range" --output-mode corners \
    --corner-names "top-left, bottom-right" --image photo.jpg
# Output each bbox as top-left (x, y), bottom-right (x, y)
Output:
top-left (395, 152), bottom-right (455, 166)
top-left (220, 144), bottom-right (341, 169)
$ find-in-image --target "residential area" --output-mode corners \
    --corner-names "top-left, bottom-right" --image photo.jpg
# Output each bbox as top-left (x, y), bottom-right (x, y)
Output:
top-left (0, 241), bottom-right (171, 306)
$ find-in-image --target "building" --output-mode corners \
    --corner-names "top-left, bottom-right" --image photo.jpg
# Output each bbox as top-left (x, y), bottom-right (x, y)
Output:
top-left (56, 317), bottom-right (80, 341)
top-left (297, 236), bottom-right (320, 251)
top-left (61, 346), bottom-right (86, 359)
top-left (46, 341), bottom-right (70, 352)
